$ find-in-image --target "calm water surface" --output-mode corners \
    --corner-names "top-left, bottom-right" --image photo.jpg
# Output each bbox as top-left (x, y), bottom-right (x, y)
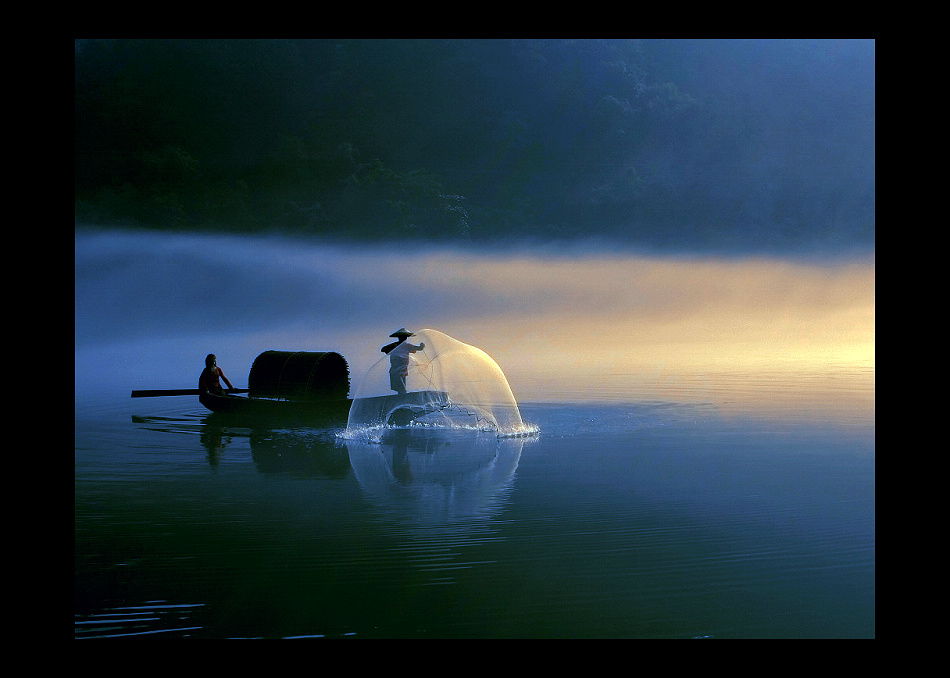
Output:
top-left (75, 374), bottom-right (873, 639)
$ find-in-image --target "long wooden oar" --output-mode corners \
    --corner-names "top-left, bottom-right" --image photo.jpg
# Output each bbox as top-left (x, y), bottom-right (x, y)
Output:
top-left (131, 388), bottom-right (249, 398)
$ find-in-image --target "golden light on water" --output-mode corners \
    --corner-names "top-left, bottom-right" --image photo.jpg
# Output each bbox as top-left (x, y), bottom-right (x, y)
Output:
top-left (383, 250), bottom-right (875, 423)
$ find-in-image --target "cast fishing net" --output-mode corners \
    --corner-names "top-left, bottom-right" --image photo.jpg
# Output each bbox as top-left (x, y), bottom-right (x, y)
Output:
top-left (344, 329), bottom-right (532, 438)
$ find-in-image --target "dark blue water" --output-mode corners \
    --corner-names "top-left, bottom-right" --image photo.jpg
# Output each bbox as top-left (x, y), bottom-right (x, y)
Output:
top-left (75, 391), bottom-right (873, 639)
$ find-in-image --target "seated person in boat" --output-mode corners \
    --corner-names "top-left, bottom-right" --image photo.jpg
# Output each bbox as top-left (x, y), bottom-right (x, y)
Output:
top-left (381, 328), bottom-right (425, 395)
top-left (199, 353), bottom-right (235, 396)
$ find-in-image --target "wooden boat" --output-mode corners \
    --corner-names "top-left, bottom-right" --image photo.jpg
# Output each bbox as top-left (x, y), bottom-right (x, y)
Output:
top-left (132, 350), bottom-right (352, 424)
top-left (198, 390), bottom-right (352, 422)
top-left (198, 390), bottom-right (450, 426)
top-left (134, 350), bottom-right (450, 427)
top-left (199, 350), bottom-right (352, 423)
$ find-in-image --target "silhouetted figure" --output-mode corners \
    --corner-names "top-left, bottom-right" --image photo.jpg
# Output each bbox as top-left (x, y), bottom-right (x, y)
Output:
top-left (199, 353), bottom-right (234, 396)
top-left (381, 328), bottom-right (425, 394)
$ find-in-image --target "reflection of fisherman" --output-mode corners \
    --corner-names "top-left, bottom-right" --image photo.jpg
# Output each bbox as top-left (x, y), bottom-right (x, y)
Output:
top-left (388, 428), bottom-right (414, 483)
top-left (381, 328), bottom-right (425, 395)
top-left (199, 353), bottom-right (234, 396)
top-left (200, 423), bottom-right (232, 466)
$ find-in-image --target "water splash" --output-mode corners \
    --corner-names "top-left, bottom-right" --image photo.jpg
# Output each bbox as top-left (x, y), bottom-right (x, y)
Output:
top-left (342, 329), bottom-right (537, 439)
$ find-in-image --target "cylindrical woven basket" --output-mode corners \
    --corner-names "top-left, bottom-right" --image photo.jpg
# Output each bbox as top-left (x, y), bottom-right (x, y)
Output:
top-left (249, 351), bottom-right (350, 401)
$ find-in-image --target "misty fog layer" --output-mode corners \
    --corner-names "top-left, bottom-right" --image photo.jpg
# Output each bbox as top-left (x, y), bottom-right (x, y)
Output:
top-left (76, 231), bottom-right (874, 422)
top-left (74, 39), bottom-right (874, 256)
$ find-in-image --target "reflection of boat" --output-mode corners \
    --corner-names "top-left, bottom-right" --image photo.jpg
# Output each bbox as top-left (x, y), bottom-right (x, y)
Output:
top-left (247, 429), bottom-right (352, 477)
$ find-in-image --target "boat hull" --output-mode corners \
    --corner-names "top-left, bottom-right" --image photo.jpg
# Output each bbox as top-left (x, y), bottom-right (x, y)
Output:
top-left (348, 390), bottom-right (452, 427)
top-left (199, 392), bottom-right (352, 423)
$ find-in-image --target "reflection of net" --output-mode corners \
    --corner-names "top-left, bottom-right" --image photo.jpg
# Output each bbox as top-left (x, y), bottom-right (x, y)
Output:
top-left (345, 430), bottom-right (527, 524)
top-left (345, 329), bottom-right (528, 436)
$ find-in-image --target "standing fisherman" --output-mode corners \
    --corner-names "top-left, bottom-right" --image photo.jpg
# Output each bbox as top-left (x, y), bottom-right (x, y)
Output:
top-left (381, 328), bottom-right (425, 394)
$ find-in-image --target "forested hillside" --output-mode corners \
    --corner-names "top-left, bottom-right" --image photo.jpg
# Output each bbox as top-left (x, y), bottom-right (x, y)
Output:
top-left (75, 39), bottom-right (874, 254)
